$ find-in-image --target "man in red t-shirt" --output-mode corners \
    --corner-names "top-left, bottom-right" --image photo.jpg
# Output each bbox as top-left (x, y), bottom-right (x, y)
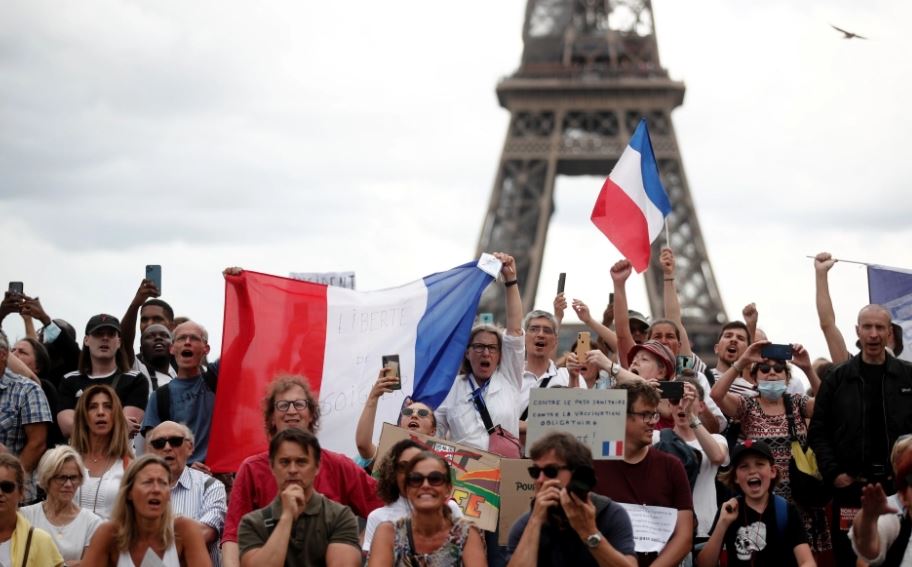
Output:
top-left (594, 381), bottom-right (694, 566)
top-left (221, 375), bottom-right (383, 567)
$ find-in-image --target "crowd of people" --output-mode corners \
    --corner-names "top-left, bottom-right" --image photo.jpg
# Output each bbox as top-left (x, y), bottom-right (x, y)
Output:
top-left (1, 249), bottom-right (912, 567)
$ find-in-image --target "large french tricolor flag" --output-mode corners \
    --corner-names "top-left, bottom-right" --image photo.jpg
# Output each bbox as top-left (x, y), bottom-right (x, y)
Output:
top-left (868, 263), bottom-right (912, 361)
top-left (590, 119), bottom-right (672, 272)
top-left (207, 258), bottom-right (497, 473)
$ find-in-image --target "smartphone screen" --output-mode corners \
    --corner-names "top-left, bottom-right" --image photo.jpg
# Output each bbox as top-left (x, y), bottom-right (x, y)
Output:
top-left (145, 265), bottom-right (162, 293)
top-left (382, 354), bottom-right (401, 390)
top-left (658, 381), bottom-right (684, 401)
top-left (760, 343), bottom-right (793, 360)
top-left (557, 273), bottom-right (566, 294)
top-left (8, 282), bottom-right (23, 295)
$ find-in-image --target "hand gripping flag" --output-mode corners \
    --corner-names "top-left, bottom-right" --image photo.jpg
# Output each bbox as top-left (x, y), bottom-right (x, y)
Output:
top-left (208, 258), bottom-right (497, 472)
top-left (590, 119), bottom-right (672, 272)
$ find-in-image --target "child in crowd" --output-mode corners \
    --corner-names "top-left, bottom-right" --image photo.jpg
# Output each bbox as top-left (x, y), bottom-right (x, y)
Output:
top-left (697, 440), bottom-right (815, 567)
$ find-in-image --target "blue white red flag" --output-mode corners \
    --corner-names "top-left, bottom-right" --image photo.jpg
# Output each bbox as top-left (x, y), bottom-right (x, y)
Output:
top-left (867, 264), bottom-right (912, 360)
top-left (602, 440), bottom-right (624, 457)
top-left (208, 258), bottom-right (496, 472)
top-left (590, 119), bottom-right (672, 272)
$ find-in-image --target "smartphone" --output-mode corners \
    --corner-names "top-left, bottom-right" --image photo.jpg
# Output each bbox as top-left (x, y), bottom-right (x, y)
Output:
top-left (145, 265), bottom-right (162, 293)
top-left (761, 343), bottom-right (793, 360)
top-left (557, 273), bottom-right (566, 294)
top-left (658, 380), bottom-right (684, 401)
top-left (382, 354), bottom-right (401, 390)
top-left (8, 282), bottom-right (23, 296)
top-left (575, 331), bottom-right (591, 356)
top-left (567, 464), bottom-right (596, 500)
top-left (479, 312), bottom-right (494, 326)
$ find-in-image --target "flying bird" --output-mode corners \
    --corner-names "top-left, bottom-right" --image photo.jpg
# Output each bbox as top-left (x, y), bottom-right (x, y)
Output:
top-left (831, 24), bottom-right (867, 40)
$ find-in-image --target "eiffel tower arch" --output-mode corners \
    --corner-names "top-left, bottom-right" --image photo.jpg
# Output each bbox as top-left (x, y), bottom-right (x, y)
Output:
top-left (475, 0), bottom-right (727, 357)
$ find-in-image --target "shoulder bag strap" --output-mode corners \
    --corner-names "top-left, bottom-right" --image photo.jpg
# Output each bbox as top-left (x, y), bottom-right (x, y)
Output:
top-left (782, 394), bottom-right (799, 442)
top-left (884, 513), bottom-right (912, 567)
top-left (405, 518), bottom-right (422, 566)
top-left (467, 376), bottom-right (496, 433)
top-left (22, 525), bottom-right (34, 566)
top-left (519, 375), bottom-right (553, 421)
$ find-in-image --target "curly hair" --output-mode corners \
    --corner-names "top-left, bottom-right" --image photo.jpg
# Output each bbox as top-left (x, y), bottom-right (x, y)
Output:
top-left (263, 375), bottom-right (321, 438)
top-left (376, 439), bottom-right (423, 504)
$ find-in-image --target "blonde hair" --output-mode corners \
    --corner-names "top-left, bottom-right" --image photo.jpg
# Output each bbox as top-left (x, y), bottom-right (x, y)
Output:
top-left (892, 434), bottom-right (912, 470)
top-left (36, 445), bottom-right (85, 491)
top-left (110, 455), bottom-right (174, 552)
top-left (70, 384), bottom-right (134, 460)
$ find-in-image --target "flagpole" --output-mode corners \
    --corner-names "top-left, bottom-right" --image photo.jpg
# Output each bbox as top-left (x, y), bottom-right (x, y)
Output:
top-left (804, 255), bottom-right (870, 266)
top-left (664, 218), bottom-right (670, 249)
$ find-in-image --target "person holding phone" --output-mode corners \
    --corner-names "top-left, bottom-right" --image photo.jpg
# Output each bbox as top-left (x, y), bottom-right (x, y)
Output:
top-left (507, 432), bottom-right (636, 567)
top-left (710, 340), bottom-right (829, 556)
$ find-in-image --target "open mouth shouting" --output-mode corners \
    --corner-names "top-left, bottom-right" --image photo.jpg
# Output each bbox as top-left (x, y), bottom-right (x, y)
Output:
top-left (406, 419), bottom-right (421, 430)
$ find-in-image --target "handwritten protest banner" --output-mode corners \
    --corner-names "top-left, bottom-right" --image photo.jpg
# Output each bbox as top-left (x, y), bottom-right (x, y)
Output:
top-left (376, 423), bottom-right (501, 532)
top-left (526, 388), bottom-right (627, 459)
top-left (289, 271), bottom-right (356, 289)
top-left (498, 459), bottom-right (534, 545)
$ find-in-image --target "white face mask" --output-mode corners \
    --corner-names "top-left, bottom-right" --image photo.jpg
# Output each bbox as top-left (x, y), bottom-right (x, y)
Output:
top-left (757, 380), bottom-right (787, 400)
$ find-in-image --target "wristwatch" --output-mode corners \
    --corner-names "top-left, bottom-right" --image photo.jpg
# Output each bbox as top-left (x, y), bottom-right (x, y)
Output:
top-left (585, 532), bottom-right (603, 548)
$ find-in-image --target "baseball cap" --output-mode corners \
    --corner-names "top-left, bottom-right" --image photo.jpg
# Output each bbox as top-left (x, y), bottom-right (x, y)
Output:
top-left (628, 310), bottom-right (650, 328)
top-left (731, 439), bottom-right (775, 468)
top-left (85, 314), bottom-right (122, 336)
top-left (628, 339), bottom-right (676, 379)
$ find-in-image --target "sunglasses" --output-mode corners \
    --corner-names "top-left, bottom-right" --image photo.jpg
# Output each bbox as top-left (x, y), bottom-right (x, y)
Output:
top-left (757, 363), bottom-right (787, 374)
top-left (401, 407), bottom-right (431, 418)
top-left (0, 480), bottom-right (17, 494)
top-left (406, 471), bottom-right (449, 488)
top-left (527, 465), bottom-right (571, 479)
top-left (149, 436), bottom-right (186, 450)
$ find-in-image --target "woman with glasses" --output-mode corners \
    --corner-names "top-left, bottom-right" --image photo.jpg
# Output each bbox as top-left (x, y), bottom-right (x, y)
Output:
top-left (435, 253), bottom-right (525, 454)
top-left (363, 440), bottom-right (463, 556)
top-left (70, 384), bottom-right (134, 520)
top-left (710, 340), bottom-right (830, 557)
top-left (0, 453), bottom-right (65, 566)
top-left (355, 370), bottom-right (438, 470)
top-left (20, 446), bottom-right (102, 566)
top-left (81, 455), bottom-right (210, 566)
top-left (369, 451), bottom-right (485, 567)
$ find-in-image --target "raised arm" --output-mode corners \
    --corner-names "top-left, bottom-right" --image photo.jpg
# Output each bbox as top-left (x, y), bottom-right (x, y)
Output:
top-left (814, 252), bottom-right (849, 363)
top-left (572, 299), bottom-right (618, 355)
top-left (851, 483), bottom-right (896, 562)
top-left (659, 247), bottom-right (693, 356)
top-left (682, 383), bottom-right (727, 465)
top-left (710, 341), bottom-right (767, 417)
top-left (790, 344), bottom-right (821, 398)
top-left (742, 303), bottom-right (758, 344)
top-left (495, 252), bottom-right (523, 336)
top-left (355, 369), bottom-right (398, 461)
top-left (121, 278), bottom-right (161, 366)
top-left (610, 260), bottom-right (635, 366)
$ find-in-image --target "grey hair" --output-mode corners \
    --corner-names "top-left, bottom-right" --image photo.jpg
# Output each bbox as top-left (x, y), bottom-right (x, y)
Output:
top-left (174, 320), bottom-right (208, 343)
top-left (149, 420), bottom-right (195, 445)
top-left (523, 310), bottom-right (558, 331)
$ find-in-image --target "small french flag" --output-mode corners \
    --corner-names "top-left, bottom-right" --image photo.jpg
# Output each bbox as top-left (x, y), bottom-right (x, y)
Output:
top-left (590, 118), bottom-right (671, 273)
top-left (602, 440), bottom-right (624, 457)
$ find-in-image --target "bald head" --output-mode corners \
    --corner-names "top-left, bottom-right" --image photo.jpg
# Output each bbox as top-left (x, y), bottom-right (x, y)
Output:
top-left (147, 420), bottom-right (194, 483)
top-left (858, 304), bottom-right (892, 325)
top-left (856, 304), bottom-right (893, 364)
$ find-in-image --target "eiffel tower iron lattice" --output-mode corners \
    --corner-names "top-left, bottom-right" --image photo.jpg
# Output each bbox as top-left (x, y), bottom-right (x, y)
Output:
top-left (475, 0), bottom-right (727, 357)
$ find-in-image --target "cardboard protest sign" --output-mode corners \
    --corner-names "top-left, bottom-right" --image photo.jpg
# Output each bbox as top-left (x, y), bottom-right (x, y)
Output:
top-left (497, 458), bottom-right (534, 545)
top-left (526, 388), bottom-right (627, 459)
top-left (376, 423), bottom-right (501, 532)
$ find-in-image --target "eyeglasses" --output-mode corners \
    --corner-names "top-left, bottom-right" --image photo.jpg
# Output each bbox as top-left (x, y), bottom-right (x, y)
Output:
top-left (406, 471), bottom-right (448, 488)
top-left (0, 481), bottom-right (17, 494)
top-left (275, 399), bottom-right (311, 412)
top-left (527, 465), bottom-right (571, 479)
top-left (469, 343), bottom-right (499, 354)
top-left (149, 436), bottom-right (186, 450)
top-left (527, 325), bottom-right (555, 336)
top-left (401, 407), bottom-right (431, 418)
top-left (627, 411), bottom-right (661, 423)
top-left (52, 474), bottom-right (81, 486)
top-left (757, 363), bottom-right (787, 374)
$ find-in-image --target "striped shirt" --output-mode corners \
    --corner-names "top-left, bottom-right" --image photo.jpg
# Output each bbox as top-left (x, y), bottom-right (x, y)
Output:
top-left (171, 466), bottom-right (227, 567)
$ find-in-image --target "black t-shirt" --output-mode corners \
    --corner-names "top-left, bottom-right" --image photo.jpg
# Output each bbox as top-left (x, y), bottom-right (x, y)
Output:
top-left (860, 359), bottom-right (891, 472)
top-left (710, 496), bottom-right (807, 567)
top-left (58, 370), bottom-right (150, 413)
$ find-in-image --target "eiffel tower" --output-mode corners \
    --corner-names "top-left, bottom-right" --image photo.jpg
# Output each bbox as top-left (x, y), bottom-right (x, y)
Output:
top-left (475, 0), bottom-right (727, 356)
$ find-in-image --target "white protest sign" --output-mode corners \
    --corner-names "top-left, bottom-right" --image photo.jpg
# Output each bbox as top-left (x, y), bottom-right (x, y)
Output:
top-left (289, 271), bottom-right (356, 289)
top-left (617, 503), bottom-right (678, 553)
top-left (526, 388), bottom-right (627, 459)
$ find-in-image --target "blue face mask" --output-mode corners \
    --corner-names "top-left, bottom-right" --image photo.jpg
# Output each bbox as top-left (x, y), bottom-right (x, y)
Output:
top-left (757, 380), bottom-right (787, 400)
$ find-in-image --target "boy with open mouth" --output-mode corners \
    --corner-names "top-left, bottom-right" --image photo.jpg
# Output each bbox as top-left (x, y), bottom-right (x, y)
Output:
top-left (696, 440), bottom-right (815, 567)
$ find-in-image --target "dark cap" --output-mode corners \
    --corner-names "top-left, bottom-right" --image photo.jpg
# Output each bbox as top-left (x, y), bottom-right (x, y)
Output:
top-left (628, 310), bottom-right (650, 328)
top-left (85, 314), bottom-right (122, 336)
top-left (628, 339), bottom-right (676, 379)
top-left (731, 439), bottom-right (775, 468)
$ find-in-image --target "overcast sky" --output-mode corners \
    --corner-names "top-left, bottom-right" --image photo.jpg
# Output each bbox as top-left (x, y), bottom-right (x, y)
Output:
top-left (2, 0), bottom-right (910, 368)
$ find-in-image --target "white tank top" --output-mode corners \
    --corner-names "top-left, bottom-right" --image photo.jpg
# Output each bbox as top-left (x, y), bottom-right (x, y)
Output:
top-left (116, 543), bottom-right (179, 567)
